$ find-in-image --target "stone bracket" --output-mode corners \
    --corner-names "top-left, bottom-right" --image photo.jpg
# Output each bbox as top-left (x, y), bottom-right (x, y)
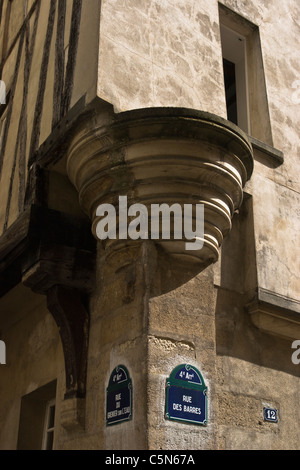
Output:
top-left (60, 396), bottom-right (86, 431)
top-left (66, 106), bottom-right (254, 267)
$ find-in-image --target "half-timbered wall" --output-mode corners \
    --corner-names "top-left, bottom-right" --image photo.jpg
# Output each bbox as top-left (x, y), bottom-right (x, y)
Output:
top-left (0, 0), bottom-right (99, 233)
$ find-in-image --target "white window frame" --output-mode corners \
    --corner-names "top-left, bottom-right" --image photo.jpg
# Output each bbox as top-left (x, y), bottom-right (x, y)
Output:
top-left (42, 398), bottom-right (56, 450)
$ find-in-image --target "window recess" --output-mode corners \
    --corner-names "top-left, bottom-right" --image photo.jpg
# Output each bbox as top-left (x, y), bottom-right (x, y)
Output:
top-left (17, 381), bottom-right (57, 450)
top-left (219, 3), bottom-right (273, 147)
top-left (221, 25), bottom-right (249, 133)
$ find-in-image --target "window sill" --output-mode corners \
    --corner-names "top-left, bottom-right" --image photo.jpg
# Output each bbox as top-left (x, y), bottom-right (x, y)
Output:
top-left (247, 288), bottom-right (300, 340)
top-left (248, 135), bottom-right (284, 166)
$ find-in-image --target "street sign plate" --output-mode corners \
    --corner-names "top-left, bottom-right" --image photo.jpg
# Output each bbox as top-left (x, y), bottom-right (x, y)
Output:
top-left (106, 365), bottom-right (132, 426)
top-left (165, 364), bottom-right (207, 426)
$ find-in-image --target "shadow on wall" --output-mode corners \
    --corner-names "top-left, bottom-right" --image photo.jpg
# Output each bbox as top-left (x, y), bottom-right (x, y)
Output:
top-left (215, 194), bottom-right (299, 376)
top-left (96, 192), bottom-right (299, 377)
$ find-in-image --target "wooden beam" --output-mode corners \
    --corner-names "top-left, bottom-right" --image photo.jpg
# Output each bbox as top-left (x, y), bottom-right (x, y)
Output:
top-left (0, 204), bottom-right (96, 298)
top-left (47, 285), bottom-right (89, 399)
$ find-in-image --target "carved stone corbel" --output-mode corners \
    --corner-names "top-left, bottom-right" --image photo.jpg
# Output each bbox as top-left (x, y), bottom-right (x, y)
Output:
top-left (67, 107), bottom-right (254, 268)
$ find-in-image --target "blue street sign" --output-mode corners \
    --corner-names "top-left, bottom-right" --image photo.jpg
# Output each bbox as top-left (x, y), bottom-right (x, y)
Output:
top-left (165, 364), bottom-right (207, 426)
top-left (106, 365), bottom-right (132, 426)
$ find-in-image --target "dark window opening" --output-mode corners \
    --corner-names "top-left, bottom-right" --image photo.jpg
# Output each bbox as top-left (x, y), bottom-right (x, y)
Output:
top-left (223, 58), bottom-right (238, 125)
top-left (220, 23), bottom-right (249, 133)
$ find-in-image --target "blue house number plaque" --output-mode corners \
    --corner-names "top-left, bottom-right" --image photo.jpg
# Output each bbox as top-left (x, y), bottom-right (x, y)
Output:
top-left (106, 365), bottom-right (132, 426)
top-left (263, 407), bottom-right (278, 423)
top-left (165, 364), bottom-right (207, 426)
